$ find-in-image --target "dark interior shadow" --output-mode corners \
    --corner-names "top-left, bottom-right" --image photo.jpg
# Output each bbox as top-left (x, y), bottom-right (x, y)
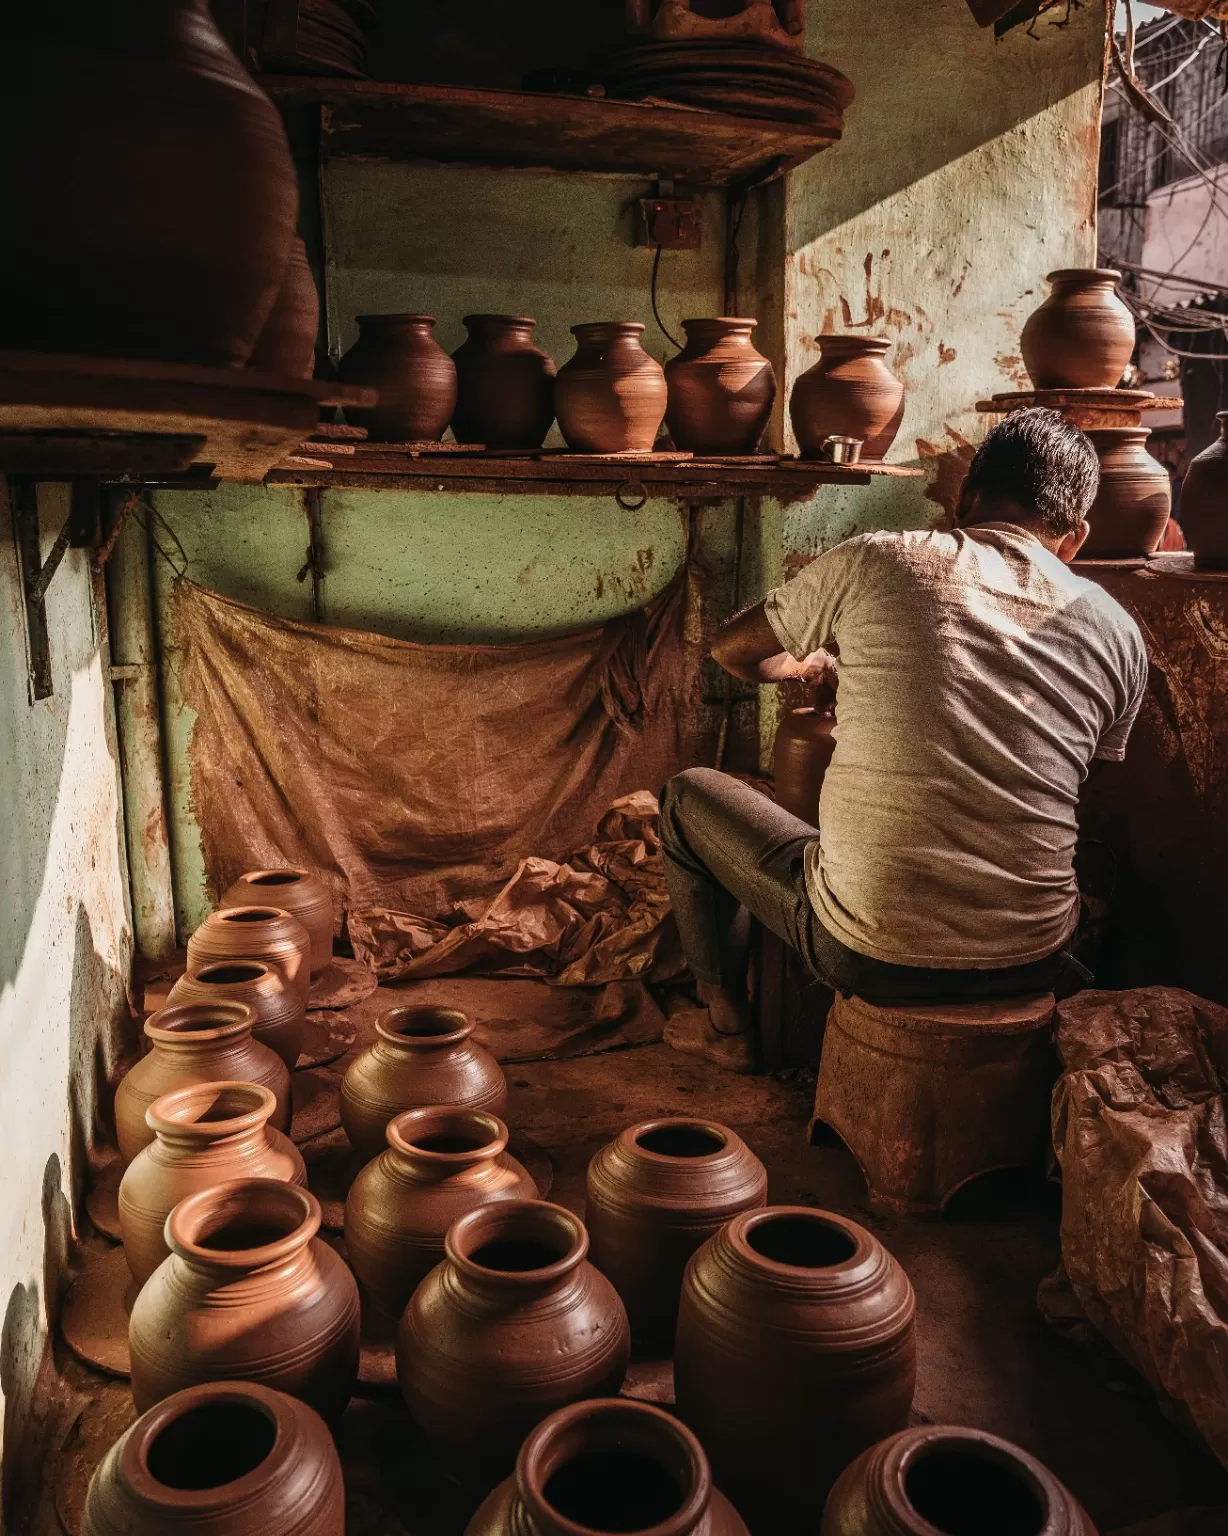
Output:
top-left (941, 1165), bottom-right (1059, 1224)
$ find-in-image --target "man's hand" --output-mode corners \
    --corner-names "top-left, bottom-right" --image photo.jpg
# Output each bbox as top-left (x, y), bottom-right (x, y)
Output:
top-left (711, 602), bottom-right (838, 688)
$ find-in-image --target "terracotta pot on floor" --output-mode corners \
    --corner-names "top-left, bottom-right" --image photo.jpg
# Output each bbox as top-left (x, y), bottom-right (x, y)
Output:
top-left (467, 1399), bottom-right (749, 1536)
top-left (129, 1179), bottom-right (360, 1422)
top-left (1020, 268), bottom-right (1135, 390)
top-left (1081, 427), bottom-right (1171, 559)
top-left (790, 336), bottom-right (904, 460)
top-left (82, 1381), bottom-right (344, 1536)
top-left (554, 322), bottom-right (668, 453)
top-left (119, 1082), bottom-right (306, 1285)
top-left (773, 705), bottom-right (837, 824)
top-left (585, 1118), bottom-right (767, 1348)
top-left (220, 868), bottom-right (334, 975)
top-left (248, 236), bottom-right (318, 378)
top-left (341, 1005), bottom-right (508, 1163)
top-left (114, 1003), bottom-right (291, 1164)
top-left (338, 314), bottom-right (457, 442)
top-left (664, 318), bottom-right (776, 454)
top-left (187, 906), bottom-right (311, 1005)
top-left (1, 1), bottom-right (297, 366)
top-left (674, 1206), bottom-right (916, 1532)
top-left (1180, 410), bottom-right (1228, 568)
top-left (167, 959), bottom-right (305, 1068)
top-left (345, 1105), bottom-right (536, 1318)
top-left (452, 314), bottom-right (557, 448)
top-left (397, 1199), bottom-right (631, 1477)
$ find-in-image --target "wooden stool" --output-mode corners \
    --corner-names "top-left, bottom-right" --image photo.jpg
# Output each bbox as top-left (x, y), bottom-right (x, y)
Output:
top-left (811, 991), bottom-right (1057, 1215)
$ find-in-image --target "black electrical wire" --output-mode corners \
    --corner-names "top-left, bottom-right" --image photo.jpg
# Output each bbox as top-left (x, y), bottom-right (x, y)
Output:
top-left (651, 245), bottom-right (682, 351)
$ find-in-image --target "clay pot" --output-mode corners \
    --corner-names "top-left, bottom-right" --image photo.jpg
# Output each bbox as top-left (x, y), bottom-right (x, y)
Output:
top-left (82, 1381), bottom-right (344, 1536)
top-left (248, 237), bottom-right (318, 378)
top-left (129, 1179), bottom-right (360, 1422)
top-left (665, 318), bottom-right (776, 454)
top-left (467, 1399), bottom-right (749, 1536)
top-left (346, 1106), bottom-right (536, 1319)
top-left (187, 906), bottom-right (311, 1005)
top-left (790, 337), bottom-right (904, 461)
top-left (452, 315), bottom-right (558, 449)
top-left (219, 868), bottom-right (334, 976)
top-left (397, 1199), bottom-right (631, 1475)
top-left (1020, 268), bottom-right (1135, 391)
top-left (585, 1118), bottom-right (767, 1348)
top-left (1180, 411), bottom-right (1228, 568)
top-left (1, 2), bottom-right (297, 366)
top-left (554, 322), bottom-right (668, 453)
top-left (674, 1206), bottom-right (916, 1531)
top-left (821, 1424), bottom-right (1098, 1536)
top-left (119, 1082), bottom-right (307, 1286)
top-left (114, 1003), bottom-right (291, 1165)
top-left (1081, 427), bottom-right (1171, 559)
top-left (338, 314), bottom-right (458, 442)
top-left (340, 1005), bottom-right (508, 1163)
top-left (167, 960), bottom-right (305, 1068)
top-left (773, 705), bottom-right (837, 824)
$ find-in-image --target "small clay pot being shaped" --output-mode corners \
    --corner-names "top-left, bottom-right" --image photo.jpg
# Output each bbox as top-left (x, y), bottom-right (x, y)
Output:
top-left (1179, 410), bottom-right (1228, 568)
top-left (674, 1206), bottom-right (916, 1534)
top-left (248, 236), bottom-right (318, 379)
top-left (1020, 268), bottom-right (1135, 390)
top-left (585, 1118), bottom-right (767, 1349)
top-left (1081, 427), bottom-right (1171, 559)
top-left (119, 1082), bottom-right (306, 1286)
top-left (129, 1179), bottom-right (360, 1422)
top-left (167, 959), bottom-right (305, 1068)
top-left (219, 868), bottom-right (334, 976)
top-left (554, 322), bottom-right (668, 453)
top-left (82, 1381), bottom-right (344, 1536)
top-left (187, 906), bottom-right (311, 1005)
top-left (790, 336), bottom-right (904, 461)
top-left (467, 1398), bottom-right (749, 1536)
top-left (773, 705), bottom-right (837, 825)
top-left (345, 1105), bottom-right (536, 1319)
top-left (340, 1005), bottom-right (508, 1163)
top-left (665, 318), bottom-right (776, 454)
top-left (452, 315), bottom-right (558, 449)
top-left (114, 1003), bottom-right (291, 1165)
top-left (338, 314), bottom-right (458, 443)
top-left (397, 1199), bottom-right (631, 1477)
top-left (820, 1424), bottom-right (1098, 1536)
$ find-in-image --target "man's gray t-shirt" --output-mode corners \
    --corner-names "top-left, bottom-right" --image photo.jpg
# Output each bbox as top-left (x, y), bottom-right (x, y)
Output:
top-left (763, 524), bottom-right (1148, 969)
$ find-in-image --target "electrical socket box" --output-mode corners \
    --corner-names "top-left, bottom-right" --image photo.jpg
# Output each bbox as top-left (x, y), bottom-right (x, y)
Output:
top-left (635, 198), bottom-right (702, 250)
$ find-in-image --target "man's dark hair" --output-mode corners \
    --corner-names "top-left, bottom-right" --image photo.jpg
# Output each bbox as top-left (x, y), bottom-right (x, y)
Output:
top-left (963, 407), bottom-right (1099, 538)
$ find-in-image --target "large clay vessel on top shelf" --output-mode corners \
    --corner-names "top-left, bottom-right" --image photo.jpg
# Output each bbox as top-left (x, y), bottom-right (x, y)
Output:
top-left (187, 906), bottom-right (311, 1005)
top-left (554, 322), bottom-right (668, 453)
top-left (664, 318), bottom-right (776, 454)
top-left (219, 868), bottom-right (334, 976)
top-left (773, 704), bottom-right (837, 824)
top-left (1, 1), bottom-right (297, 366)
top-left (790, 337), bottom-right (904, 460)
top-left (1180, 410), bottom-right (1228, 568)
top-left (338, 314), bottom-right (457, 442)
top-left (167, 959), bottom-right (305, 1068)
top-left (1020, 268), bottom-right (1135, 390)
top-left (82, 1381), bottom-right (345, 1536)
top-left (248, 237), bottom-right (318, 379)
top-left (1081, 427), bottom-right (1171, 559)
top-left (452, 315), bottom-right (557, 449)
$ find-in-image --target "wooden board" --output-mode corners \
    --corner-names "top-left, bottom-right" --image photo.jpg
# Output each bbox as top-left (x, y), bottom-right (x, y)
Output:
top-left (976, 388), bottom-right (1181, 430)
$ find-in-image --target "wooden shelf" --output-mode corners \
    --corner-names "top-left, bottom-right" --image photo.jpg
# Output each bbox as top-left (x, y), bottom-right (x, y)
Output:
top-left (976, 388), bottom-right (1180, 430)
top-left (260, 77), bottom-right (840, 184)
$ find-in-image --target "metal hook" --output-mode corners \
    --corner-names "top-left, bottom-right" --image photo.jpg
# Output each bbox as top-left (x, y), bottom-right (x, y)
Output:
top-left (616, 480), bottom-right (648, 511)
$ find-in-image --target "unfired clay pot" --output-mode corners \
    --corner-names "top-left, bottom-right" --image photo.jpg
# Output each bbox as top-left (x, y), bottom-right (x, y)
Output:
top-left (340, 1006), bottom-right (508, 1163)
top-left (338, 314), bottom-right (458, 442)
top-left (1180, 411), bottom-right (1228, 568)
top-left (1, 1), bottom-right (297, 367)
top-left (82, 1381), bottom-right (344, 1536)
top-left (167, 960), bottom-right (305, 1068)
top-left (1020, 269), bottom-right (1135, 391)
top-left (219, 868), bottom-right (334, 976)
top-left (821, 1424), bottom-right (1099, 1536)
top-left (674, 1206), bottom-right (916, 1532)
top-left (790, 337), bottom-right (904, 461)
top-left (119, 1082), bottom-right (306, 1285)
top-left (187, 906), bottom-right (311, 1005)
top-left (585, 1118), bottom-right (767, 1347)
top-left (554, 322), bottom-right (668, 453)
top-left (665, 318), bottom-right (776, 454)
top-left (249, 237), bottom-right (318, 379)
top-left (452, 315), bottom-right (557, 449)
top-left (773, 705), bottom-right (837, 824)
top-left (114, 1003), bottom-right (291, 1164)
top-left (467, 1399), bottom-right (749, 1536)
top-left (345, 1106), bottom-right (536, 1319)
top-left (129, 1179), bottom-right (360, 1422)
top-left (1081, 427), bottom-right (1171, 559)
top-left (397, 1199), bottom-right (631, 1475)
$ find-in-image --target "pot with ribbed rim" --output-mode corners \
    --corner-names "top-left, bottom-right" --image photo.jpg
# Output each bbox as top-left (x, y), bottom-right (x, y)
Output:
top-left (674, 1205), bottom-right (916, 1533)
top-left (119, 1082), bottom-right (306, 1285)
top-left (467, 1398), bottom-right (749, 1536)
top-left (340, 1005), bottom-right (508, 1163)
top-left (129, 1179), bottom-right (360, 1422)
top-left (82, 1381), bottom-right (344, 1536)
top-left (338, 314), bottom-right (458, 443)
top-left (167, 959), bottom-right (305, 1068)
top-left (664, 318), bottom-right (776, 454)
top-left (1179, 410), bottom-right (1228, 568)
top-left (585, 1117), bottom-right (767, 1348)
top-left (554, 322), bottom-right (668, 453)
top-left (1020, 269), bottom-right (1135, 390)
top-left (345, 1105), bottom-right (536, 1318)
top-left (114, 1003), bottom-right (291, 1165)
top-left (1081, 427), bottom-right (1171, 559)
top-left (790, 336), bottom-right (904, 461)
top-left (220, 868), bottom-right (334, 975)
top-left (452, 314), bottom-right (557, 449)
top-left (187, 906), bottom-right (311, 1005)
top-left (397, 1199), bottom-right (631, 1476)
top-left (820, 1424), bottom-right (1099, 1536)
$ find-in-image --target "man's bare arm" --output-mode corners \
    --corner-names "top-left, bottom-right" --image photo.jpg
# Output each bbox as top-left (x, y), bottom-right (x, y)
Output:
top-left (710, 602), bottom-right (837, 686)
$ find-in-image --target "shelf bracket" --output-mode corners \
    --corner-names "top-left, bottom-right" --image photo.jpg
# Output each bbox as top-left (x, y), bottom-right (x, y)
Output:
top-left (9, 476), bottom-right (75, 699)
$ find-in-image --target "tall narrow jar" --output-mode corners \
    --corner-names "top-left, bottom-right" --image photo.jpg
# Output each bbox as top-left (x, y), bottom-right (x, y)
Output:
top-left (167, 959), bottom-right (305, 1068)
top-left (187, 906), bottom-right (311, 1005)
top-left (452, 314), bottom-right (557, 449)
top-left (665, 318), bottom-right (776, 454)
top-left (554, 322), bottom-right (668, 453)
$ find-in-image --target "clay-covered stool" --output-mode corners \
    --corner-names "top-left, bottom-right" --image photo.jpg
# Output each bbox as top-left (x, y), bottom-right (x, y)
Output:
top-left (811, 991), bottom-right (1057, 1215)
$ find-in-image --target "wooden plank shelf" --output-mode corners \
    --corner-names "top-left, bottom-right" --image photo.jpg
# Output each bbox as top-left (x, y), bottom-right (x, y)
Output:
top-left (976, 388), bottom-right (1180, 430)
